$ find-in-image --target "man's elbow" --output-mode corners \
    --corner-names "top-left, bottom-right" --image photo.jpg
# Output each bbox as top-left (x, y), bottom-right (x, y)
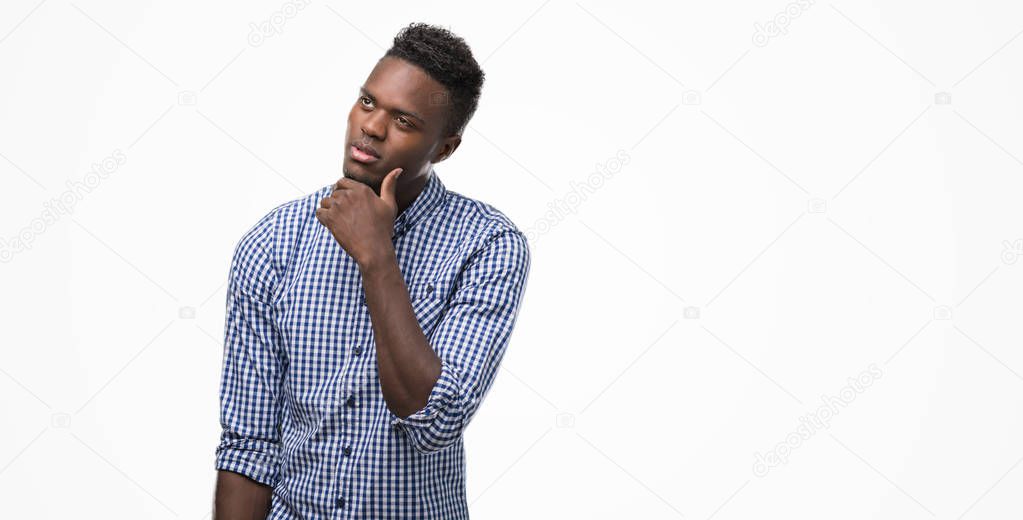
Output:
top-left (400, 420), bottom-right (465, 454)
top-left (394, 402), bottom-right (477, 454)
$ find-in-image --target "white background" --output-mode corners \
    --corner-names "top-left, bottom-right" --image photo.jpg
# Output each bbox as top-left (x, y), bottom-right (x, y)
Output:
top-left (2, 0), bottom-right (1023, 518)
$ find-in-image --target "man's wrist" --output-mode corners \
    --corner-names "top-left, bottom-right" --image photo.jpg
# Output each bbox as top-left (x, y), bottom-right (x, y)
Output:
top-left (357, 243), bottom-right (397, 276)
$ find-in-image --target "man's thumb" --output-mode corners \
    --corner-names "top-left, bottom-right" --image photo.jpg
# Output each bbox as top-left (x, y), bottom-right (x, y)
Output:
top-left (381, 167), bottom-right (403, 206)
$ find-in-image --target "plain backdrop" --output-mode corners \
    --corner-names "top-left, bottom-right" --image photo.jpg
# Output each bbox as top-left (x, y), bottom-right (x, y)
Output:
top-left (2, 0), bottom-right (1023, 518)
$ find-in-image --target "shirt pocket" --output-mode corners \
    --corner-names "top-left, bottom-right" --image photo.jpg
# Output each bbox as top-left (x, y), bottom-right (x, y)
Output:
top-left (408, 280), bottom-right (446, 337)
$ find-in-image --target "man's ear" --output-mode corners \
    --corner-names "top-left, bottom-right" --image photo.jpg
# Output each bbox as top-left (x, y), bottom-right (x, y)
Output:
top-left (431, 135), bottom-right (462, 164)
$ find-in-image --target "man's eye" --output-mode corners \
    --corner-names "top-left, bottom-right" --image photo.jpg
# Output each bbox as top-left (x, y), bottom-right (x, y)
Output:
top-left (359, 96), bottom-right (373, 107)
top-left (397, 116), bottom-right (411, 127)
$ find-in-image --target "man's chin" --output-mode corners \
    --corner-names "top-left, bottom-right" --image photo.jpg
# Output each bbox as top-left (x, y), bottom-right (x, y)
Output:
top-left (342, 164), bottom-right (382, 193)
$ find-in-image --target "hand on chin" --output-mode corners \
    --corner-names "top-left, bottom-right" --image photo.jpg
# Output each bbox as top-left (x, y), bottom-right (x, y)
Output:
top-left (343, 166), bottom-right (382, 194)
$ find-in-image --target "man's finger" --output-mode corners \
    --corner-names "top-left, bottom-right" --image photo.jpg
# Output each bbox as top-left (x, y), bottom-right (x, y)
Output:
top-left (330, 189), bottom-right (351, 203)
top-left (334, 177), bottom-right (362, 191)
top-left (380, 168), bottom-right (403, 207)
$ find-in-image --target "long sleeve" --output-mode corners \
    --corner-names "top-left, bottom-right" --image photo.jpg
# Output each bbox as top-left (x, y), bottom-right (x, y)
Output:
top-left (389, 229), bottom-right (531, 454)
top-left (215, 214), bottom-right (288, 486)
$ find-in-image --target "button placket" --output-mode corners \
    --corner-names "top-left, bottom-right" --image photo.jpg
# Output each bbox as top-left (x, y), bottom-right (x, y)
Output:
top-left (333, 382), bottom-right (355, 513)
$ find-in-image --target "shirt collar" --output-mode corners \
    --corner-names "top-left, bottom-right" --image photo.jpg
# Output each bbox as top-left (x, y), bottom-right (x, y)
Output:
top-left (392, 171), bottom-right (446, 239)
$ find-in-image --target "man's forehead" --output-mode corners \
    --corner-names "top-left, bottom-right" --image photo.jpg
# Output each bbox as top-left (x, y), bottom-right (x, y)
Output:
top-left (363, 57), bottom-right (448, 119)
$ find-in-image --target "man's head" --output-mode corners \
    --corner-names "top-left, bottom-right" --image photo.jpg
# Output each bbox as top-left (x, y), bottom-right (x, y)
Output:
top-left (343, 23), bottom-right (485, 196)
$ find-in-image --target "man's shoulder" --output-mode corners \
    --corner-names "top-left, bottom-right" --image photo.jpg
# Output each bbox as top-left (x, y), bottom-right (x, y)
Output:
top-left (439, 187), bottom-right (527, 249)
top-left (232, 184), bottom-right (333, 264)
top-left (267, 183), bottom-right (334, 227)
top-left (437, 187), bottom-right (531, 286)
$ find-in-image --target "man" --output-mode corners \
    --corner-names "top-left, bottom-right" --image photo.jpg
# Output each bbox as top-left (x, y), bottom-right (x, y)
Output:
top-left (213, 23), bottom-right (531, 519)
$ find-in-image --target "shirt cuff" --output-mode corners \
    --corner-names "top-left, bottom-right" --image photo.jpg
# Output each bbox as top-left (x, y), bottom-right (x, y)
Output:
top-left (214, 438), bottom-right (281, 488)
top-left (389, 359), bottom-right (462, 430)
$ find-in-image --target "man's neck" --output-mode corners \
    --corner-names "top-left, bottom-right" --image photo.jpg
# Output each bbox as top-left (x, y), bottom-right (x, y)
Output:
top-left (396, 169), bottom-right (432, 216)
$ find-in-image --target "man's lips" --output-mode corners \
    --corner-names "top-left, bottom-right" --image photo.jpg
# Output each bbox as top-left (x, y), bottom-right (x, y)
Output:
top-left (351, 142), bottom-right (380, 163)
top-left (350, 145), bottom-right (379, 163)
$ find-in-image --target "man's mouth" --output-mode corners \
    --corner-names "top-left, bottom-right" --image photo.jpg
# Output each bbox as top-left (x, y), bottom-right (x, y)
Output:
top-left (351, 142), bottom-right (380, 164)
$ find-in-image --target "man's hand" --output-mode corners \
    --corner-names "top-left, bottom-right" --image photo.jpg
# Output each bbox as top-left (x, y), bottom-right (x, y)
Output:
top-left (316, 168), bottom-right (403, 269)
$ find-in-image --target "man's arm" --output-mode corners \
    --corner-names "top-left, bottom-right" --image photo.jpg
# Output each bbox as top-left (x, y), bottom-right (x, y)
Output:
top-left (361, 247), bottom-right (442, 418)
top-left (369, 229), bottom-right (531, 453)
top-left (213, 214), bottom-right (287, 518)
top-left (214, 471), bottom-right (272, 520)
top-left (314, 171), bottom-right (532, 454)
top-left (316, 170), bottom-right (442, 418)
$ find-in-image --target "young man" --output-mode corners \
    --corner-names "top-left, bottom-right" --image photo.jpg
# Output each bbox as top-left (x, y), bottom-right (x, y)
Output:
top-left (213, 23), bottom-right (531, 519)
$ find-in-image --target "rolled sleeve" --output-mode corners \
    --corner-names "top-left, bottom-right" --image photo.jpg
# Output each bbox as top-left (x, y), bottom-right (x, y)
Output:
top-left (389, 229), bottom-right (531, 454)
top-left (215, 214), bottom-right (287, 487)
top-left (215, 434), bottom-right (282, 488)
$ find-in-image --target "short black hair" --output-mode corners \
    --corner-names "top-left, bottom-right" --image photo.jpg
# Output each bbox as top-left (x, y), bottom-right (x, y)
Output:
top-left (384, 23), bottom-right (485, 137)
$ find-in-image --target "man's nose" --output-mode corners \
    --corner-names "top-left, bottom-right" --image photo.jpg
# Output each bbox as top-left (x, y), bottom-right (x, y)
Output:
top-left (361, 110), bottom-right (387, 141)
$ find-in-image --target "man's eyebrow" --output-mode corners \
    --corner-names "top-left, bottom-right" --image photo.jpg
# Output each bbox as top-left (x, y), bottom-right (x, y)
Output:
top-left (359, 86), bottom-right (426, 124)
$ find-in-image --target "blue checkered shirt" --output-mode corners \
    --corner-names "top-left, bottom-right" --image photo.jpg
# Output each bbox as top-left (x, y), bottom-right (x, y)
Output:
top-left (215, 172), bottom-right (531, 518)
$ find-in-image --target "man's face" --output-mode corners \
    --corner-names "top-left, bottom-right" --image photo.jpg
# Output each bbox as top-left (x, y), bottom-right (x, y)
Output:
top-left (343, 56), bottom-right (460, 193)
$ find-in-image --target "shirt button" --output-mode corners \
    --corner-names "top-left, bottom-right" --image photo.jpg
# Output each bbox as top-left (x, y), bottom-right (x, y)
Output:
top-left (353, 346), bottom-right (363, 356)
top-left (336, 496), bottom-right (345, 509)
top-left (426, 283), bottom-right (434, 294)
top-left (346, 396), bottom-right (356, 408)
top-left (343, 446), bottom-right (352, 456)
top-left (360, 295), bottom-right (366, 306)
